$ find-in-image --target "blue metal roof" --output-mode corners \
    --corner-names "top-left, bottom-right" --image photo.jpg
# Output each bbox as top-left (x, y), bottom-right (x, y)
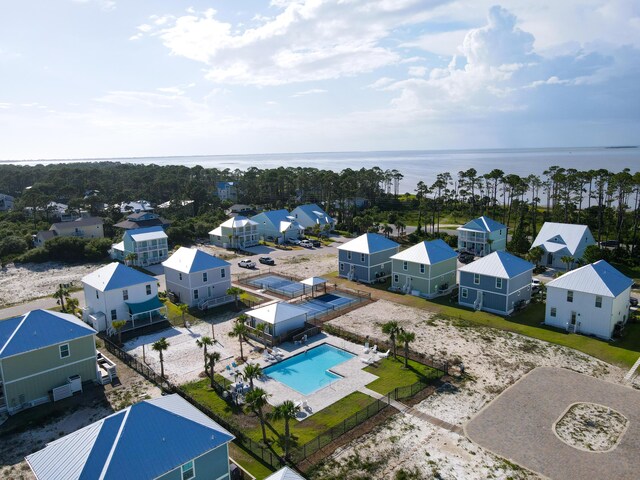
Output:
top-left (459, 251), bottom-right (534, 279)
top-left (547, 260), bottom-right (633, 297)
top-left (162, 247), bottom-right (230, 273)
top-left (0, 310), bottom-right (96, 359)
top-left (460, 216), bottom-right (506, 232)
top-left (123, 225), bottom-right (166, 239)
top-left (217, 181), bottom-right (234, 188)
top-left (26, 395), bottom-right (235, 480)
top-left (256, 209), bottom-right (293, 225)
top-left (82, 263), bottom-right (157, 291)
top-left (337, 233), bottom-right (399, 254)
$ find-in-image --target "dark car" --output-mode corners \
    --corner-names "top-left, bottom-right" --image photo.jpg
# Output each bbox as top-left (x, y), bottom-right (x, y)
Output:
top-left (458, 253), bottom-right (474, 264)
top-left (631, 297), bottom-right (639, 307)
top-left (311, 239), bottom-right (321, 247)
top-left (259, 256), bottom-right (275, 265)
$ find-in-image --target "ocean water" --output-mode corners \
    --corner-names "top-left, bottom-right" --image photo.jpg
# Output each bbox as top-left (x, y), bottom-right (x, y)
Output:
top-left (3, 147), bottom-right (638, 193)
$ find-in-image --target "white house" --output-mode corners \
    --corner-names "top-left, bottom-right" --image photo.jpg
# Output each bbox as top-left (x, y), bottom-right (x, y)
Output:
top-left (246, 302), bottom-right (308, 339)
top-left (51, 216), bottom-right (104, 238)
top-left (290, 204), bottom-right (335, 232)
top-left (544, 260), bottom-right (633, 339)
top-left (530, 222), bottom-right (596, 269)
top-left (457, 216), bottom-right (507, 256)
top-left (0, 193), bottom-right (14, 211)
top-left (82, 262), bottom-right (167, 335)
top-left (118, 200), bottom-right (153, 214)
top-left (209, 216), bottom-right (259, 249)
top-left (162, 247), bottom-right (232, 309)
top-left (251, 209), bottom-right (305, 243)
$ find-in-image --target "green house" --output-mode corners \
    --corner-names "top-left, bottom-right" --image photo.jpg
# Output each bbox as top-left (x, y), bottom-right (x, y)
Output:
top-left (0, 309), bottom-right (97, 415)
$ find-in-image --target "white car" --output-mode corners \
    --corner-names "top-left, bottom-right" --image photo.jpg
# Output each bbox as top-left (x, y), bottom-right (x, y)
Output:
top-left (299, 240), bottom-right (313, 248)
top-left (238, 259), bottom-right (256, 269)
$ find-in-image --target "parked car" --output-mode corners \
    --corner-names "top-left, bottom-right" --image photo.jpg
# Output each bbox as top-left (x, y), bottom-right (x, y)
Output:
top-left (531, 278), bottom-right (541, 293)
top-left (630, 297), bottom-right (639, 307)
top-left (458, 253), bottom-right (474, 264)
top-left (238, 259), bottom-right (256, 268)
top-left (288, 239), bottom-right (301, 245)
top-left (259, 256), bottom-right (275, 265)
top-left (299, 240), bottom-right (313, 248)
top-left (311, 239), bottom-right (322, 247)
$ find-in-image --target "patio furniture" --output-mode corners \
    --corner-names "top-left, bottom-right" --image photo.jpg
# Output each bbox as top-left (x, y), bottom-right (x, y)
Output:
top-left (360, 356), bottom-right (375, 365)
top-left (371, 345), bottom-right (378, 354)
top-left (363, 341), bottom-right (370, 354)
top-left (302, 400), bottom-right (312, 413)
top-left (377, 349), bottom-right (390, 359)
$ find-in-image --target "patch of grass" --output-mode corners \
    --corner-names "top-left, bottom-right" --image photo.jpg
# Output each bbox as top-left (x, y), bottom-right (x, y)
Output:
top-left (229, 442), bottom-right (275, 480)
top-left (162, 299), bottom-right (200, 326)
top-left (364, 357), bottom-right (441, 395)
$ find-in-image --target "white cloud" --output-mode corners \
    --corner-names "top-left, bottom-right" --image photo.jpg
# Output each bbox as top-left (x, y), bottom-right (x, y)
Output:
top-left (139, 1), bottom-right (444, 86)
top-left (292, 88), bottom-right (327, 97)
top-left (408, 66), bottom-right (427, 77)
top-left (367, 77), bottom-right (396, 90)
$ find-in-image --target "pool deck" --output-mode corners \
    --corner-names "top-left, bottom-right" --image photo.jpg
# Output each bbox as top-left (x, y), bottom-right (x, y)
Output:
top-left (221, 333), bottom-right (379, 420)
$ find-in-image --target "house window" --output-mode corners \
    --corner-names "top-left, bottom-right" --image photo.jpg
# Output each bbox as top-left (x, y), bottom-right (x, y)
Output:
top-left (496, 278), bottom-right (502, 289)
top-left (361, 253), bottom-right (365, 262)
top-left (550, 307), bottom-right (556, 317)
top-left (567, 291), bottom-right (573, 303)
top-left (194, 289), bottom-right (199, 299)
top-left (122, 289), bottom-right (128, 301)
top-left (96, 290), bottom-right (99, 299)
top-left (179, 272), bottom-right (183, 281)
top-left (111, 309), bottom-right (117, 321)
top-left (420, 264), bottom-right (425, 274)
top-left (403, 261), bottom-right (408, 271)
top-left (595, 296), bottom-right (602, 308)
top-left (347, 251), bottom-right (352, 260)
top-left (181, 460), bottom-right (195, 480)
top-left (221, 268), bottom-right (226, 278)
top-left (394, 274), bottom-right (399, 283)
top-left (461, 288), bottom-right (468, 299)
top-left (203, 272), bottom-right (208, 282)
top-left (474, 274), bottom-right (480, 285)
top-left (59, 344), bottom-right (70, 359)
top-left (146, 284), bottom-right (151, 295)
top-left (340, 263), bottom-right (344, 271)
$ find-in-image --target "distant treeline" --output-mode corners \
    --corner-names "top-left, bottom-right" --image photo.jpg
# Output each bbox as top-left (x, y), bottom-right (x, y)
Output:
top-left (0, 162), bottom-right (638, 263)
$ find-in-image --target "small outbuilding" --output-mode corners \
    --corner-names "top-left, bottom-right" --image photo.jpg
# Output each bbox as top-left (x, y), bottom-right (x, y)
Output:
top-left (246, 302), bottom-right (308, 339)
top-left (301, 276), bottom-right (328, 296)
top-left (544, 260), bottom-right (633, 339)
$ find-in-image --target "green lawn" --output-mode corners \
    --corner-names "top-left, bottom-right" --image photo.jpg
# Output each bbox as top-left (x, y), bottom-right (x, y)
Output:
top-left (229, 443), bottom-right (275, 480)
top-left (181, 379), bottom-right (376, 456)
top-left (162, 299), bottom-right (201, 326)
top-left (364, 357), bottom-right (442, 395)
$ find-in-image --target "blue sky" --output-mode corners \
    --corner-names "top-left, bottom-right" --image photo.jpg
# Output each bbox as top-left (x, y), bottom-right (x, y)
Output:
top-left (1, 0), bottom-right (639, 160)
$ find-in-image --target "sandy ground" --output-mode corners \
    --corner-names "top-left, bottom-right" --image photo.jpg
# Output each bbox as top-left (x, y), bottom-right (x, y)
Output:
top-left (0, 262), bottom-right (100, 307)
top-left (311, 300), bottom-right (624, 479)
top-left (0, 348), bottom-right (161, 480)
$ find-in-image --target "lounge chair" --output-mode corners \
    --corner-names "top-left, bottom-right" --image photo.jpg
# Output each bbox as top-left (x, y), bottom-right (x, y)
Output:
top-left (363, 341), bottom-right (370, 354)
top-left (302, 400), bottom-right (312, 412)
top-left (371, 345), bottom-right (378, 354)
top-left (232, 362), bottom-right (239, 369)
top-left (377, 349), bottom-right (390, 359)
top-left (274, 347), bottom-right (286, 357)
top-left (360, 356), bottom-right (375, 365)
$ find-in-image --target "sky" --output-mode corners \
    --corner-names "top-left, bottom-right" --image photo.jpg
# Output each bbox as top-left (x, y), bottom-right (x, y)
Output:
top-left (1, 0), bottom-right (639, 160)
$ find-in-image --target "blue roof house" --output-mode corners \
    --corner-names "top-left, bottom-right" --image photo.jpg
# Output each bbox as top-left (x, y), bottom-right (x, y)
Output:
top-left (216, 181), bottom-right (238, 202)
top-left (290, 203), bottom-right (335, 232)
top-left (26, 394), bottom-right (235, 480)
top-left (0, 309), bottom-right (97, 415)
top-left (163, 247), bottom-right (232, 309)
top-left (251, 209), bottom-right (305, 244)
top-left (458, 251), bottom-right (534, 315)
top-left (82, 262), bottom-right (167, 335)
top-left (337, 233), bottom-right (400, 284)
top-left (544, 260), bottom-right (633, 339)
top-left (457, 215), bottom-right (507, 257)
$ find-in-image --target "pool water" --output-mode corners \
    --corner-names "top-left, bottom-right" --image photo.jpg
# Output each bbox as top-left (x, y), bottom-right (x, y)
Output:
top-left (263, 344), bottom-right (354, 395)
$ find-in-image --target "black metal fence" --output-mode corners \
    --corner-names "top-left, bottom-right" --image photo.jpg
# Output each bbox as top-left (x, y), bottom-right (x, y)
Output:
top-left (321, 324), bottom-right (449, 375)
top-left (289, 396), bottom-right (389, 463)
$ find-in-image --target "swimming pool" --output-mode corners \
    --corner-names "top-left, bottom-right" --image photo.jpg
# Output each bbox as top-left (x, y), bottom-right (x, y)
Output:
top-left (263, 344), bottom-right (354, 395)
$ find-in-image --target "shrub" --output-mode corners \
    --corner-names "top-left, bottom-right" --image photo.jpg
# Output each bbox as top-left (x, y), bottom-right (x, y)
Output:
top-left (0, 235), bottom-right (29, 258)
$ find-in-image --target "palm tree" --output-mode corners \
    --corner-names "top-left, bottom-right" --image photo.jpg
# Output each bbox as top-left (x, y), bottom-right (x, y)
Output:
top-left (397, 329), bottom-right (416, 368)
top-left (269, 400), bottom-right (301, 460)
top-left (382, 223), bottom-right (393, 238)
top-left (255, 322), bottom-right (268, 350)
top-left (526, 246), bottom-right (544, 265)
top-left (560, 255), bottom-right (574, 271)
top-left (52, 284), bottom-right (70, 312)
top-left (196, 336), bottom-right (214, 374)
top-left (381, 321), bottom-right (400, 359)
top-left (245, 388), bottom-right (271, 445)
top-left (111, 320), bottom-right (127, 345)
top-left (207, 351), bottom-right (221, 387)
top-left (152, 337), bottom-right (170, 379)
top-left (226, 286), bottom-right (244, 309)
top-left (65, 297), bottom-right (79, 315)
top-left (177, 303), bottom-right (189, 327)
top-left (228, 319), bottom-right (249, 361)
top-left (125, 252), bottom-right (138, 266)
top-left (242, 363), bottom-right (263, 389)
